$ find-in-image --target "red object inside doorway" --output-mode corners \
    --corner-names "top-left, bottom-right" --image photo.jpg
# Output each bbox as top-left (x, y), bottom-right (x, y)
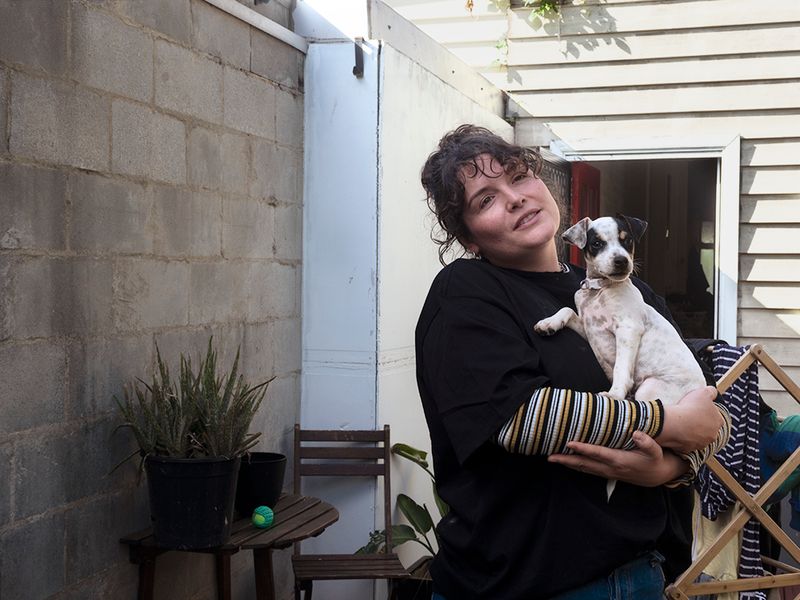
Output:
top-left (569, 162), bottom-right (601, 267)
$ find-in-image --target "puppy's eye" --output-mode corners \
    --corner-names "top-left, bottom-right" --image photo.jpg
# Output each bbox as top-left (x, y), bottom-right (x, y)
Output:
top-left (591, 239), bottom-right (605, 250)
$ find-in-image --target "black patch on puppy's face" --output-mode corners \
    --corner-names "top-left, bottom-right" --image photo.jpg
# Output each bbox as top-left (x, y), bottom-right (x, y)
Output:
top-left (584, 226), bottom-right (608, 258)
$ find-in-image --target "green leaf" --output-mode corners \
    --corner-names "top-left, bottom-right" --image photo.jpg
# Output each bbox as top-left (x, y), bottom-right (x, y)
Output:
top-left (391, 443), bottom-right (428, 468)
top-left (433, 482), bottom-right (449, 519)
top-left (397, 493), bottom-right (433, 535)
top-left (388, 524), bottom-right (419, 548)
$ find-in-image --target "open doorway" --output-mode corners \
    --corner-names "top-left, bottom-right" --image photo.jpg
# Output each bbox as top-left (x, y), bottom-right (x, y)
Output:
top-left (574, 158), bottom-right (718, 339)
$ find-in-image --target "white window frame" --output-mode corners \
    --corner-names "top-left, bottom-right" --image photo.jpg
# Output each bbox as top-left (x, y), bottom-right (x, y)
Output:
top-left (550, 135), bottom-right (741, 345)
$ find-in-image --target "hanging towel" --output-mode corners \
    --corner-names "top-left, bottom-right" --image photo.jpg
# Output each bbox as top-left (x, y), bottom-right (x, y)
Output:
top-left (694, 343), bottom-right (765, 600)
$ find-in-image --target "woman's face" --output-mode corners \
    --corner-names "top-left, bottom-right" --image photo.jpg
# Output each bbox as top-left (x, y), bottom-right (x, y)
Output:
top-left (460, 154), bottom-right (561, 271)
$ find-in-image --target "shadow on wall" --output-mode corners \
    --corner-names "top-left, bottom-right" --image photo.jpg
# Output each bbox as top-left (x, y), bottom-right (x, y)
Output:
top-left (486, 0), bottom-right (631, 84)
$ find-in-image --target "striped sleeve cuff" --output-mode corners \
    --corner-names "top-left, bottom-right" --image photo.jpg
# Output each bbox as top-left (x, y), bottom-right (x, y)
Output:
top-left (496, 387), bottom-right (665, 456)
top-left (666, 403), bottom-right (733, 488)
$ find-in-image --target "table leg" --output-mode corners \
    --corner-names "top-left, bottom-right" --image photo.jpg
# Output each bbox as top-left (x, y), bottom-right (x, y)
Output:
top-left (216, 552), bottom-right (232, 600)
top-left (137, 558), bottom-right (155, 600)
top-left (253, 548), bottom-right (276, 600)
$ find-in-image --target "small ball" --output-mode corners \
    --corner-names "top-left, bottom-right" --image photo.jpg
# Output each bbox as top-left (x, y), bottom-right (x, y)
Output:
top-left (251, 505), bottom-right (274, 529)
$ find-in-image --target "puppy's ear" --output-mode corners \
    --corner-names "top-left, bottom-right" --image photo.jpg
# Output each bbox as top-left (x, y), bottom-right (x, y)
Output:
top-left (562, 217), bottom-right (591, 249)
top-left (618, 214), bottom-right (648, 242)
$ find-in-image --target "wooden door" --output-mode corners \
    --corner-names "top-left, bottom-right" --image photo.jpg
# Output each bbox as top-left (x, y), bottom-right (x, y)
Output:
top-left (569, 162), bottom-right (601, 266)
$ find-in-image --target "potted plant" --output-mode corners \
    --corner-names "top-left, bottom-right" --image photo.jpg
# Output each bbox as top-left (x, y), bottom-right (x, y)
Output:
top-left (115, 338), bottom-right (273, 550)
top-left (357, 443), bottom-right (448, 599)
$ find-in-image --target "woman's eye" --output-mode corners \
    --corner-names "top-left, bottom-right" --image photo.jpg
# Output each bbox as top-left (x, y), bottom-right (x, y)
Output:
top-left (512, 173), bottom-right (528, 183)
top-left (479, 195), bottom-right (494, 208)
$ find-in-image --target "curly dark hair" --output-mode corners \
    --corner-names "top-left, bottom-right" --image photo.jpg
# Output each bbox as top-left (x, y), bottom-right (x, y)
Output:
top-left (421, 124), bottom-right (543, 265)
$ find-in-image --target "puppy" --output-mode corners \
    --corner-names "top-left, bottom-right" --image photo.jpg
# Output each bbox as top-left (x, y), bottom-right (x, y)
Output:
top-left (534, 215), bottom-right (706, 497)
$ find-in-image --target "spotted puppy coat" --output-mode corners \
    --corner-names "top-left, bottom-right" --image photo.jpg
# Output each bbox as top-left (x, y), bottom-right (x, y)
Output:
top-left (535, 215), bottom-right (705, 407)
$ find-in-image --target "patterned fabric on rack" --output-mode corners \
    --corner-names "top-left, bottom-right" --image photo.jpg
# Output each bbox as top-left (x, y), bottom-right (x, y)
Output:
top-left (694, 344), bottom-right (765, 600)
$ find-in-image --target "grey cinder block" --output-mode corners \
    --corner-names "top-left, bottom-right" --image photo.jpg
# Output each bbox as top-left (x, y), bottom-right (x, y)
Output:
top-left (155, 39), bottom-right (223, 124)
top-left (0, 69), bottom-right (7, 153)
top-left (188, 261), bottom-right (249, 325)
top-left (70, 172), bottom-right (153, 254)
top-left (114, 259), bottom-right (190, 331)
top-left (187, 127), bottom-right (248, 194)
top-left (251, 31), bottom-right (303, 90)
top-left (0, 0), bottom-right (68, 75)
top-left (71, 4), bottom-right (153, 103)
top-left (223, 67), bottom-right (276, 140)
top-left (10, 73), bottom-right (110, 171)
top-left (191, 0), bottom-right (251, 71)
top-left (0, 512), bottom-right (66, 599)
top-left (152, 186), bottom-right (222, 258)
top-left (67, 335), bottom-right (154, 419)
top-left (0, 443), bottom-right (10, 527)
top-left (276, 88), bottom-right (303, 149)
top-left (249, 139), bottom-right (300, 203)
top-left (272, 317), bottom-right (301, 376)
top-left (2, 256), bottom-right (113, 339)
top-left (0, 162), bottom-right (66, 251)
top-left (222, 198), bottom-right (274, 259)
top-left (112, 99), bottom-right (186, 184)
top-left (117, 0), bottom-right (192, 45)
top-left (0, 341), bottom-right (66, 435)
top-left (274, 205), bottom-right (301, 261)
top-left (247, 262), bottom-right (298, 321)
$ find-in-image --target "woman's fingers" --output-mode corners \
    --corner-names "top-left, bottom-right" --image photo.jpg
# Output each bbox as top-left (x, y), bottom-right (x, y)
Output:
top-left (658, 385), bottom-right (723, 453)
top-left (548, 433), bottom-right (685, 486)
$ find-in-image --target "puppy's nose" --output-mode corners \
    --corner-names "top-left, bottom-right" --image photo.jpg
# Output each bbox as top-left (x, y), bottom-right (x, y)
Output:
top-left (613, 255), bottom-right (629, 269)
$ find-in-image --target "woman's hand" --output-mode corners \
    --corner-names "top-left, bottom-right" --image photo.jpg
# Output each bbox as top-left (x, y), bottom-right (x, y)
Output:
top-left (657, 386), bottom-right (724, 454)
top-left (548, 431), bottom-right (688, 487)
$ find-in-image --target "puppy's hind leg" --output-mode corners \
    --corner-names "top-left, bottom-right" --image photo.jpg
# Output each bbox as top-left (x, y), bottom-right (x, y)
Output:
top-left (534, 307), bottom-right (586, 338)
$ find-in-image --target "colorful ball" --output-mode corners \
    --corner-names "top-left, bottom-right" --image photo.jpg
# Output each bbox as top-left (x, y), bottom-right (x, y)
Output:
top-left (251, 505), bottom-right (274, 529)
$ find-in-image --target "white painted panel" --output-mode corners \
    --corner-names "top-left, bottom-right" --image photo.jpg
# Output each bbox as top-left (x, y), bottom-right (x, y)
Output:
top-left (741, 197), bottom-right (800, 223)
top-left (742, 167), bottom-right (800, 195)
top-left (300, 42), bottom-right (380, 599)
top-left (740, 283), bottom-right (800, 309)
top-left (527, 113), bottom-right (800, 144)
top-left (499, 25), bottom-right (800, 67)
top-left (743, 140), bottom-right (800, 168)
top-left (759, 367), bottom-right (800, 392)
top-left (409, 0), bottom-right (800, 41)
top-left (482, 54), bottom-right (800, 92)
top-left (761, 390), bottom-right (800, 418)
top-left (739, 308), bottom-right (800, 338)
top-left (741, 257), bottom-right (800, 282)
top-left (740, 225), bottom-right (800, 254)
top-left (515, 81), bottom-right (800, 118)
top-left (740, 337), bottom-right (800, 366)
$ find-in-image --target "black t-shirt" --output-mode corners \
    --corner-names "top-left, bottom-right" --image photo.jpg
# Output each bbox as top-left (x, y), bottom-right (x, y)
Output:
top-left (415, 258), bottom-right (691, 599)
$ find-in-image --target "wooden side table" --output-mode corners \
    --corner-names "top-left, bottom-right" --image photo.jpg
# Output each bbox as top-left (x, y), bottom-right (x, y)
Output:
top-left (120, 494), bottom-right (339, 600)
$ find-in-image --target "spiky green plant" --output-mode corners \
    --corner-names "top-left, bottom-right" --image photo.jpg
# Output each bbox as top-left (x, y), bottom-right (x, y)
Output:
top-left (114, 338), bottom-right (273, 474)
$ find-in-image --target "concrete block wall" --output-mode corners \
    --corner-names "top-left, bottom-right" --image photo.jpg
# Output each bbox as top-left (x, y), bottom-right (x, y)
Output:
top-left (0, 0), bottom-right (304, 598)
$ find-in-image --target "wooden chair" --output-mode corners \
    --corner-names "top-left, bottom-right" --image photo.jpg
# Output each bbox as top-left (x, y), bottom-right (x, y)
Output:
top-left (666, 344), bottom-right (800, 598)
top-left (292, 424), bottom-right (410, 600)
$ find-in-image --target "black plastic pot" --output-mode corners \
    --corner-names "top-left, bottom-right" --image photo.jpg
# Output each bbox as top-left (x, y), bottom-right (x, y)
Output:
top-left (145, 455), bottom-right (241, 550)
top-left (235, 452), bottom-right (287, 517)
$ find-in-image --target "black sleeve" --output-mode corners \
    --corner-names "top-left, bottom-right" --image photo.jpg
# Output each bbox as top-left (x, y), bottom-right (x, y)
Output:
top-left (420, 291), bottom-right (548, 465)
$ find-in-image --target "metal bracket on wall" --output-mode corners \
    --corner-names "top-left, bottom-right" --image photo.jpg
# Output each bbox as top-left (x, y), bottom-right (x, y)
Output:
top-left (353, 38), bottom-right (364, 78)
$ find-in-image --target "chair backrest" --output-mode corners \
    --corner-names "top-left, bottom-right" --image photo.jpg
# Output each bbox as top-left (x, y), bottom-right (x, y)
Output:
top-left (293, 424), bottom-right (394, 550)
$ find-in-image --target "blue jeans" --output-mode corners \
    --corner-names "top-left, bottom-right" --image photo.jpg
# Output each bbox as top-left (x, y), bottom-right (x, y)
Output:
top-left (431, 551), bottom-right (665, 600)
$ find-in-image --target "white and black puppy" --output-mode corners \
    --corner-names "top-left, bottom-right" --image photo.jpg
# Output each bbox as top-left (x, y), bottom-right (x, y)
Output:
top-left (535, 215), bottom-right (706, 496)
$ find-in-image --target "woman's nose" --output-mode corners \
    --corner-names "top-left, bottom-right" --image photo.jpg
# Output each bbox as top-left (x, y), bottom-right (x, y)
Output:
top-left (507, 194), bottom-right (525, 209)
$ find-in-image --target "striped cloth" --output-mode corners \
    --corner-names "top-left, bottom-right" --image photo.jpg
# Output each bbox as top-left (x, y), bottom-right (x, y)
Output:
top-left (497, 387), bottom-right (664, 455)
top-left (694, 344), bottom-right (765, 600)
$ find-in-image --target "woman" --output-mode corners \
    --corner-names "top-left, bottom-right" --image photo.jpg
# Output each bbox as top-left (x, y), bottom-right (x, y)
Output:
top-left (415, 125), bottom-right (729, 599)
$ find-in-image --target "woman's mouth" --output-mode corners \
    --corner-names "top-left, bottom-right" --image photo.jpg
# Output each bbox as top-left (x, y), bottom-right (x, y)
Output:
top-left (515, 209), bottom-right (541, 230)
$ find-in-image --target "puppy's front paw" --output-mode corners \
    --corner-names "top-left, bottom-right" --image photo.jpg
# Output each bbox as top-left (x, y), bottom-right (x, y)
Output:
top-left (534, 318), bottom-right (561, 336)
